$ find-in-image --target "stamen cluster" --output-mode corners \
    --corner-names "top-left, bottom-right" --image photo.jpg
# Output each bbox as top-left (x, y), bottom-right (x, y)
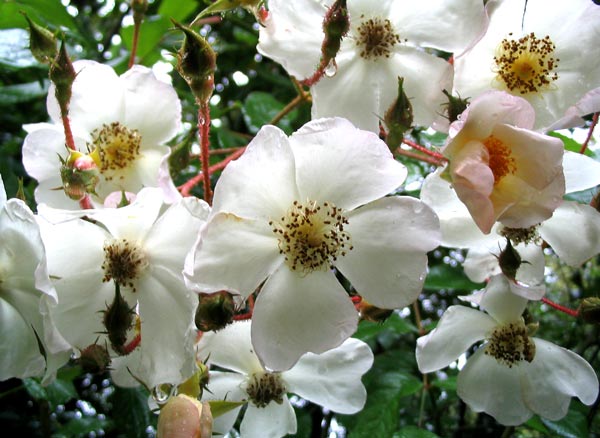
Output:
top-left (485, 321), bottom-right (536, 367)
top-left (101, 238), bottom-right (147, 290)
top-left (270, 200), bottom-right (352, 273)
top-left (90, 122), bottom-right (142, 180)
top-left (246, 371), bottom-right (287, 408)
top-left (483, 136), bottom-right (517, 183)
top-left (356, 17), bottom-right (401, 60)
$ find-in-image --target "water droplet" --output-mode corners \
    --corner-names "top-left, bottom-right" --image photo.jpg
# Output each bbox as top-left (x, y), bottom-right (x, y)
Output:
top-left (152, 383), bottom-right (177, 405)
top-left (324, 59), bottom-right (337, 78)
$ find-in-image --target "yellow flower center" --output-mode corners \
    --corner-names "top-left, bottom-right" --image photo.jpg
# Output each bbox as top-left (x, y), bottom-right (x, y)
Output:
top-left (270, 200), bottom-right (353, 273)
top-left (483, 136), bottom-right (517, 184)
top-left (356, 17), bottom-right (401, 60)
top-left (494, 32), bottom-right (559, 95)
top-left (485, 321), bottom-right (536, 367)
top-left (102, 238), bottom-right (147, 290)
top-left (89, 122), bottom-right (142, 181)
top-left (246, 371), bottom-right (287, 408)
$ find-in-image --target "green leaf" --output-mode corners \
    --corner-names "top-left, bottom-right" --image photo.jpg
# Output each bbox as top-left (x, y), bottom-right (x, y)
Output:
top-left (158, 0), bottom-right (199, 22)
top-left (541, 408), bottom-right (589, 438)
top-left (393, 426), bottom-right (441, 438)
top-left (23, 378), bottom-right (47, 401)
top-left (53, 416), bottom-right (111, 438)
top-left (523, 415), bottom-right (550, 434)
top-left (339, 350), bottom-right (423, 438)
top-left (0, 28), bottom-right (39, 69)
top-left (45, 378), bottom-right (77, 409)
top-left (120, 15), bottom-right (171, 66)
top-left (431, 375), bottom-right (457, 392)
top-left (548, 132), bottom-right (592, 156)
top-left (109, 386), bottom-right (152, 438)
top-left (0, 80), bottom-right (48, 105)
top-left (292, 406), bottom-right (312, 438)
top-left (425, 264), bottom-right (483, 291)
top-left (354, 313), bottom-right (417, 346)
top-left (242, 91), bottom-right (298, 134)
top-left (0, 0), bottom-right (75, 30)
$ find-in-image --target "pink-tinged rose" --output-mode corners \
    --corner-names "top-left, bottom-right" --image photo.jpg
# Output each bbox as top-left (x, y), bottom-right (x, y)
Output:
top-left (442, 91), bottom-right (565, 234)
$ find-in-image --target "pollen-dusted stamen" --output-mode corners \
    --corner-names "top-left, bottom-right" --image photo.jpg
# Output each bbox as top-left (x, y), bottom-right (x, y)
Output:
top-left (270, 200), bottom-right (353, 273)
top-left (89, 122), bottom-right (142, 181)
top-left (485, 321), bottom-right (536, 367)
top-left (102, 238), bottom-right (147, 290)
top-left (245, 371), bottom-right (287, 408)
top-left (356, 16), bottom-right (401, 60)
top-left (483, 136), bottom-right (517, 184)
top-left (494, 32), bottom-right (559, 95)
top-left (500, 225), bottom-right (540, 245)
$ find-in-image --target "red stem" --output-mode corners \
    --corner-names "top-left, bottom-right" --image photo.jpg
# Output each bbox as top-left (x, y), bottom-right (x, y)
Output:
top-left (199, 103), bottom-right (213, 204)
top-left (121, 332), bottom-right (141, 355)
top-left (402, 138), bottom-right (447, 161)
top-left (62, 114), bottom-right (76, 151)
top-left (128, 19), bottom-right (141, 69)
top-left (541, 297), bottom-right (579, 318)
top-left (78, 194), bottom-right (93, 209)
top-left (579, 112), bottom-right (599, 154)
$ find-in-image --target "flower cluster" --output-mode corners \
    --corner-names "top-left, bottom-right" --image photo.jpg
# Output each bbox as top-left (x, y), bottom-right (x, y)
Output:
top-left (3, 0), bottom-right (600, 436)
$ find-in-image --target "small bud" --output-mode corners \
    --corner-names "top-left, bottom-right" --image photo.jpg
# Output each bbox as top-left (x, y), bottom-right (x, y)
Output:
top-left (178, 359), bottom-right (210, 399)
top-left (497, 239), bottom-right (522, 280)
top-left (191, 0), bottom-right (264, 25)
top-left (79, 343), bottom-right (111, 374)
top-left (384, 77), bottom-right (413, 151)
top-left (172, 20), bottom-right (216, 105)
top-left (102, 283), bottom-right (136, 355)
top-left (441, 89), bottom-right (469, 124)
top-left (322, 0), bottom-right (349, 60)
top-left (168, 134), bottom-right (193, 178)
top-left (21, 13), bottom-right (57, 64)
top-left (195, 291), bottom-right (235, 332)
top-left (580, 297), bottom-right (600, 324)
top-left (157, 395), bottom-right (212, 438)
top-left (131, 0), bottom-right (148, 21)
top-left (358, 299), bottom-right (393, 323)
top-left (15, 178), bottom-right (27, 202)
top-left (49, 40), bottom-right (76, 116)
top-left (58, 151), bottom-right (100, 200)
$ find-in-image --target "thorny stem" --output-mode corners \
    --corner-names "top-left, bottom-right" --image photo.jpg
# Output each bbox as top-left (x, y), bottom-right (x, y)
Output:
top-left (541, 297), bottom-right (579, 317)
top-left (199, 103), bottom-right (213, 204)
top-left (61, 114), bottom-right (76, 151)
top-left (580, 112), bottom-right (599, 154)
top-left (395, 148), bottom-right (445, 166)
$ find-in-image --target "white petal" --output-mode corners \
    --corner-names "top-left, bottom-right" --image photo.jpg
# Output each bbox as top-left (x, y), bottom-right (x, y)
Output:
top-left (211, 125), bottom-right (299, 220)
top-left (479, 275), bottom-right (528, 324)
top-left (336, 197), bottom-right (440, 308)
top-left (284, 338), bottom-right (372, 414)
top-left (251, 267), bottom-right (358, 371)
top-left (133, 269), bottom-right (198, 388)
top-left (420, 170), bottom-right (502, 248)
top-left (121, 65), bottom-right (181, 144)
top-left (563, 151), bottom-right (600, 194)
top-left (257, 0), bottom-right (326, 79)
top-left (540, 201), bottom-right (600, 267)
top-left (522, 338), bottom-right (599, 420)
top-left (241, 398), bottom-right (297, 438)
top-left (0, 174), bottom-right (5, 207)
top-left (387, 0), bottom-right (486, 54)
top-left (457, 348), bottom-right (532, 426)
top-left (22, 124), bottom-right (66, 182)
top-left (416, 306), bottom-right (495, 373)
top-left (202, 372), bottom-right (245, 436)
top-left (197, 320), bottom-right (264, 376)
top-left (48, 60), bottom-right (126, 131)
top-left (291, 118), bottom-right (407, 211)
top-left (185, 213), bottom-right (283, 296)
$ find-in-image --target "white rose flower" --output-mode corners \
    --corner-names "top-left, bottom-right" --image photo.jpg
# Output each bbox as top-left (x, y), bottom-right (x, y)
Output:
top-left (416, 274), bottom-right (599, 426)
top-left (454, 0), bottom-right (600, 131)
top-left (23, 60), bottom-right (181, 209)
top-left (198, 320), bottom-right (373, 438)
top-left (186, 118), bottom-right (440, 371)
top-left (258, 0), bottom-right (486, 132)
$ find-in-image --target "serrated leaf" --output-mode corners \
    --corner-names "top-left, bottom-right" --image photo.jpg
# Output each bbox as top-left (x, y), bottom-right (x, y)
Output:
top-left (425, 264), bottom-right (483, 291)
top-left (209, 400), bottom-right (245, 418)
top-left (109, 386), bottom-right (151, 438)
top-left (242, 91), bottom-right (298, 134)
top-left (541, 408), bottom-right (588, 438)
top-left (393, 426), bottom-right (440, 438)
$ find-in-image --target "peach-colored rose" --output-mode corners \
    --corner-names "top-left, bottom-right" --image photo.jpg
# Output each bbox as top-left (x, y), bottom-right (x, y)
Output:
top-left (442, 91), bottom-right (565, 234)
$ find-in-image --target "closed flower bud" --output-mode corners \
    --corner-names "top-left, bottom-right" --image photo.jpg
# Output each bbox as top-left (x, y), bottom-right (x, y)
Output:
top-left (384, 77), bottom-right (413, 150)
top-left (59, 151), bottom-right (100, 200)
top-left (22, 13), bottom-right (57, 64)
top-left (102, 284), bottom-right (136, 355)
top-left (441, 89), bottom-right (469, 124)
top-left (172, 20), bottom-right (216, 105)
top-left (580, 297), bottom-right (600, 324)
top-left (195, 291), bottom-right (235, 332)
top-left (157, 395), bottom-right (212, 438)
top-left (49, 40), bottom-right (76, 113)
top-left (322, 0), bottom-right (349, 60)
top-left (79, 343), bottom-right (111, 374)
top-left (497, 239), bottom-right (523, 281)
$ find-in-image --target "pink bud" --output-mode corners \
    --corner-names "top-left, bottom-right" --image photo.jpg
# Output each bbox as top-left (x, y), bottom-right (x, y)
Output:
top-left (157, 395), bottom-right (212, 438)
